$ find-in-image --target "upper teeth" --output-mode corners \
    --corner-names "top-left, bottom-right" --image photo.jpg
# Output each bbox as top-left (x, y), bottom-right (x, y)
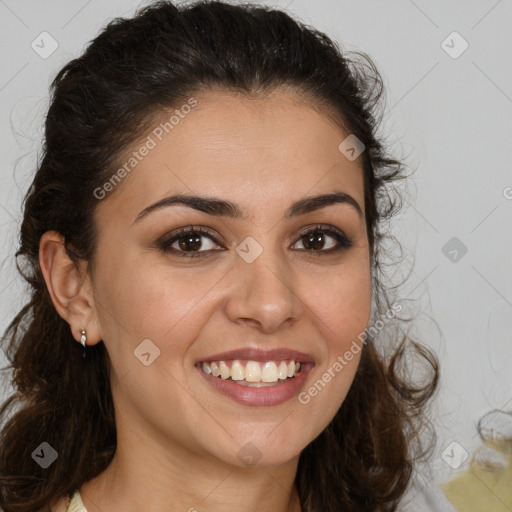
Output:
top-left (201, 360), bottom-right (301, 382)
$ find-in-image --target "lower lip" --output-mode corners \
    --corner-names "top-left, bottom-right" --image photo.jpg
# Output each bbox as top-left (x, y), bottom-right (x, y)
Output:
top-left (196, 363), bottom-right (313, 407)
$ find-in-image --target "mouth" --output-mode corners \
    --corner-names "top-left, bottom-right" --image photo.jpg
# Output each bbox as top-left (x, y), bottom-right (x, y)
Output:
top-left (195, 348), bottom-right (314, 406)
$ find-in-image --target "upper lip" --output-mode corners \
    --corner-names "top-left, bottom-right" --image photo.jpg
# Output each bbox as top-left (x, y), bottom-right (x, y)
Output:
top-left (197, 347), bottom-right (314, 364)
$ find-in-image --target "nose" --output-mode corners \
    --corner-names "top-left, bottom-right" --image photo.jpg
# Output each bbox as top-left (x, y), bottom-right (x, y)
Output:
top-left (224, 246), bottom-right (302, 333)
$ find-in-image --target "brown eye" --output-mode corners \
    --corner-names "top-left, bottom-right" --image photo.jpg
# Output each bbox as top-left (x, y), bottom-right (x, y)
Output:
top-left (157, 224), bottom-right (352, 259)
top-left (158, 227), bottom-right (223, 258)
top-left (292, 226), bottom-right (352, 254)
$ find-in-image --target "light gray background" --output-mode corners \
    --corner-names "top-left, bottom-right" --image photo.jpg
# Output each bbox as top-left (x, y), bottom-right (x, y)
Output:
top-left (1, 1), bottom-right (511, 510)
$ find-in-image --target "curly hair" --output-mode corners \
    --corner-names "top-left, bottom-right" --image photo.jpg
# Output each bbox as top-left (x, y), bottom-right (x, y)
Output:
top-left (0, 1), bottom-right (439, 511)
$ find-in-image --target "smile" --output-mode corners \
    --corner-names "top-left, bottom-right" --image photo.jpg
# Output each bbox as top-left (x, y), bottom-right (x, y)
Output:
top-left (196, 358), bottom-right (313, 407)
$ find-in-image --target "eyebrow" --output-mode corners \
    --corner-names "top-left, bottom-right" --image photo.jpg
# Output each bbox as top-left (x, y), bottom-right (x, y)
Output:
top-left (132, 191), bottom-right (363, 225)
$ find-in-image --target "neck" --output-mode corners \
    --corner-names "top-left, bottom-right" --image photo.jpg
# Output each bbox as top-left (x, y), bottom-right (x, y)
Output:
top-left (79, 433), bottom-right (302, 512)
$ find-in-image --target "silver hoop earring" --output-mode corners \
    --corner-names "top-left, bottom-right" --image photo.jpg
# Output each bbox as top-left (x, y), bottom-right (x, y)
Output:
top-left (80, 329), bottom-right (87, 358)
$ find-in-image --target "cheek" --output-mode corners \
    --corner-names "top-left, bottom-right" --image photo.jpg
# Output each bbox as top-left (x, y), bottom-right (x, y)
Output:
top-left (96, 250), bottom-right (214, 341)
top-left (306, 257), bottom-right (372, 346)
top-left (299, 257), bottom-right (371, 414)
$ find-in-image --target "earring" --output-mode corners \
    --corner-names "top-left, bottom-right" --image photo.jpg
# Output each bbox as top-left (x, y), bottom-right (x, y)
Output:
top-left (79, 329), bottom-right (87, 358)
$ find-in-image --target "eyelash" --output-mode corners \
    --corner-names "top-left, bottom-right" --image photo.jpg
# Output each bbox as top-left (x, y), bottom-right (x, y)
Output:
top-left (157, 224), bottom-right (353, 259)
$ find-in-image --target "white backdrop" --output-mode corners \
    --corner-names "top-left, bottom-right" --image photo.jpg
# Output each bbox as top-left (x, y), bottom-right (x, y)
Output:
top-left (1, 1), bottom-right (511, 510)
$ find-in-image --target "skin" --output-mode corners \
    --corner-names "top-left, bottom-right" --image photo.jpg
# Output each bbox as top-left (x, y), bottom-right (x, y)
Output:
top-left (41, 87), bottom-right (372, 512)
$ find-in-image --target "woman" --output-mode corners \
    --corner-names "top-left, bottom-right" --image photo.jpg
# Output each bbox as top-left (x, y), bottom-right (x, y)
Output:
top-left (0, 1), bottom-right (439, 511)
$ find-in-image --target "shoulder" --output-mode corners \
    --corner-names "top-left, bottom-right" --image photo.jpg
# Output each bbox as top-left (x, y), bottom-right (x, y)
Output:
top-left (47, 494), bottom-right (72, 512)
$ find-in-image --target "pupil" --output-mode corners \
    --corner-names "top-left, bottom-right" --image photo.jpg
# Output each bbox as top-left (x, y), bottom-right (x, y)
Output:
top-left (179, 233), bottom-right (201, 251)
top-left (305, 232), bottom-right (324, 250)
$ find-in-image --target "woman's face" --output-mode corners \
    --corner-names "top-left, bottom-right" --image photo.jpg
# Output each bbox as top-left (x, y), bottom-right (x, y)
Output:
top-left (89, 88), bottom-right (372, 468)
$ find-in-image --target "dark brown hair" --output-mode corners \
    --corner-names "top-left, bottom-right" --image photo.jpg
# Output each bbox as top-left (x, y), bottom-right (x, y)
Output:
top-left (0, 1), bottom-right (439, 511)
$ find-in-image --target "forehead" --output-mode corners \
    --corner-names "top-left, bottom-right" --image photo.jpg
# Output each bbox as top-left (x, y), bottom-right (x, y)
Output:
top-left (94, 88), bottom-right (365, 226)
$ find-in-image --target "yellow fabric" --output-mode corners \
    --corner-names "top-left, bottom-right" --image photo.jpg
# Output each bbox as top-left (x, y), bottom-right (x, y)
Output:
top-left (440, 440), bottom-right (512, 512)
top-left (65, 490), bottom-right (87, 512)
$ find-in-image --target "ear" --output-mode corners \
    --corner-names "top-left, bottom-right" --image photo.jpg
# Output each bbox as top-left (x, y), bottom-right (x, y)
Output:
top-left (39, 230), bottom-right (102, 346)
